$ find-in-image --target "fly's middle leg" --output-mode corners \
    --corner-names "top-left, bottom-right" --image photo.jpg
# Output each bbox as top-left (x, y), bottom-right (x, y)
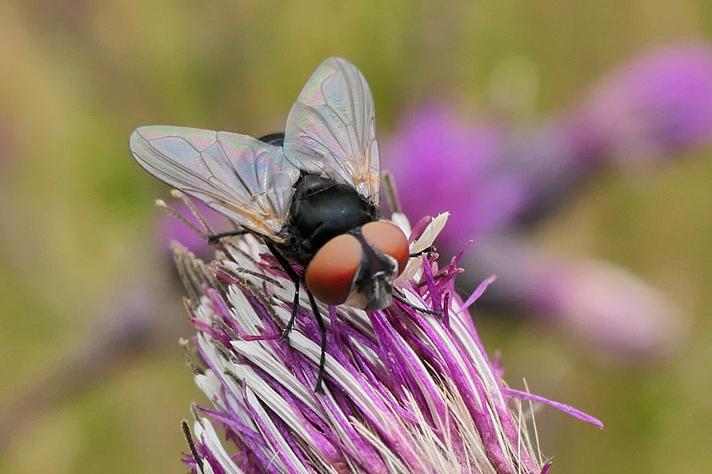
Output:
top-left (265, 242), bottom-right (301, 342)
top-left (208, 229), bottom-right (250, 245)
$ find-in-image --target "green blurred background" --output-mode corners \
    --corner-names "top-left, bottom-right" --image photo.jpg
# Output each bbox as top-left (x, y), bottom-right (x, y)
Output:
top-left (1, 1), bottom-right (711, 472)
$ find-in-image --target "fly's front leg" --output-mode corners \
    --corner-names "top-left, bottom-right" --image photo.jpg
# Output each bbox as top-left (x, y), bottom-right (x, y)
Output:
top-left (265, 242), bottom-right (301, 341)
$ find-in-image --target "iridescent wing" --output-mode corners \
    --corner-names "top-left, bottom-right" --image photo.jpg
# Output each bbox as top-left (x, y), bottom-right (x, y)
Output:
top-left (284, 57), bottom-right (381, 204)
top-left (130, 126), bottom-right (299, 241)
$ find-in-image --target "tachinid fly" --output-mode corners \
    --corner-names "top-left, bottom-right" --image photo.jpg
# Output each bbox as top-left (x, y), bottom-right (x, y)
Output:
top-left (129, 57), bottom-right (431, 390)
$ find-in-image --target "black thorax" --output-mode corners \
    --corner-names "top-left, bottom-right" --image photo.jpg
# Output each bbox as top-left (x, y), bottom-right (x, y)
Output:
top-left (280, 172), bottom-right (379, 264)
top-left (256, 133), bottom-right (379, 264)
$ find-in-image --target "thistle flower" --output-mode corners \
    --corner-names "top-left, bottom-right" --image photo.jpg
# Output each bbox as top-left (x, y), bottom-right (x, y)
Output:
top-left (385, 44), bottom-right (712, 359)
top-left (388, 45), bottom-right (712, 241)
top-left (384, 105), bottom-right (507, 249)
top-left (173, 209), bottom-right (601, 474)
top-left (387, 105), bottom-right (686, 357)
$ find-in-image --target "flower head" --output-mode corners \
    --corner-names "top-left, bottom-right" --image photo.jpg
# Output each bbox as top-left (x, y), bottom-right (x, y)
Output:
top-left (384, 44), bottom-right (712, 360)
top-left (172, 208), bottom-right (600, 474)
top-left (388, 45), bottom-right (712, 241)
top-left (384, 105), bottom-right (513, 247)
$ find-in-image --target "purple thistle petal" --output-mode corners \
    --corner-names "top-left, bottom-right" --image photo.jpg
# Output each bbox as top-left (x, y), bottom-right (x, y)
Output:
top-left (504, 388), bottom-right (604, 430)
top-left (460, 275), bottom-right (497, 315)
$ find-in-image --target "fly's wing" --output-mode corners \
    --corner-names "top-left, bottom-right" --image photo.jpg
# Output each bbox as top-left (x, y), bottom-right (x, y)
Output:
top-left (130, 126), bottom-right (299, 241)
top-left (284, 57), bottom-right (380, 204)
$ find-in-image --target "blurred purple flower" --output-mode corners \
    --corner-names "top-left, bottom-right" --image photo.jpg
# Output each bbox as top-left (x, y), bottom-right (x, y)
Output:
top-left (536, 260), bottom-right (684, 358)
top-left (175, 213), bottom-right (600, 474)
top-left (385, 105), bottom-right (518, 247)
top-left (386, 44), bottom-right (712, 359)
top-left (389, 44), bottom-right (712, 238)
top-left (472, 237), bottom-right (685, 359)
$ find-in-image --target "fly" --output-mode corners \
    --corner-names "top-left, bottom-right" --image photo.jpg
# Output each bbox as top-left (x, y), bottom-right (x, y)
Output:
top-left (129, 57), bottom-right (434, 391)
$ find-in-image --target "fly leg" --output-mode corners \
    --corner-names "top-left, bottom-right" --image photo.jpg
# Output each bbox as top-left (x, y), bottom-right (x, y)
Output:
top-left (207, 229), bottom-right (250, 245)
top-left (181, 421), bottom-right (204, 474)
top-left (265, 242), bottom-right (301, 342)
top-left (381, 171), bottom-right (402, 214)
top-left (409, 245), bottom-right (437, 258)
top-left (306, 289), bottom-right (327, 393)
top-left (265, 243), bottom-right (327, 392)
top-left (392, 291), bottom-right (443, 317)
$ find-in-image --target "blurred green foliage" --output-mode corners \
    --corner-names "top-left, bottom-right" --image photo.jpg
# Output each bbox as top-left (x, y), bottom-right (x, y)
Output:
top-left (1, 1), bottom-right (711, 473)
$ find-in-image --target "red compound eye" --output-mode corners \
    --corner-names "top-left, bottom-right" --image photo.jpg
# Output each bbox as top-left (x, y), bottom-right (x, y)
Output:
top-left (361, 221), bottom-right (409, 275)
top-left (305, 234), bottom-right (363, 305)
